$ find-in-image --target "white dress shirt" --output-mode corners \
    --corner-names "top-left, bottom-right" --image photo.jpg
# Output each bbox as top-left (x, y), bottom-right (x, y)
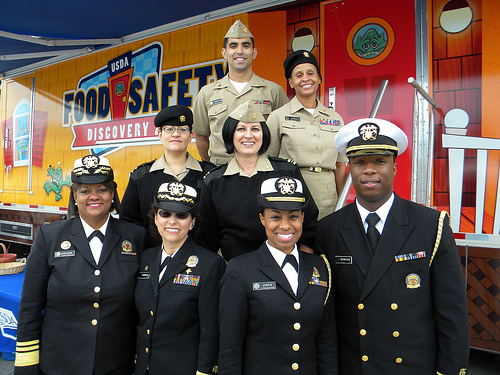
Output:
top-left (267, 241), bottom-right (300, 295)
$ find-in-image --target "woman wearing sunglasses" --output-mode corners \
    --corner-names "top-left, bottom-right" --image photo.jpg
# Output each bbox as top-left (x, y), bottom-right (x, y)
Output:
top-left (134, 182), bottom-right (225, 375)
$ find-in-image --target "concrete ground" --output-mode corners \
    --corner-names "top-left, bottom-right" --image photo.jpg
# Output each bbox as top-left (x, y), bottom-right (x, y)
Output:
top-left (0, 349), bottom-right (498, 374)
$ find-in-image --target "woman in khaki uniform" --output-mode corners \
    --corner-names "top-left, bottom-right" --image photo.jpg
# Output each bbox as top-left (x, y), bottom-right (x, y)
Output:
top-left (267, 50), bottom-right (347, 219)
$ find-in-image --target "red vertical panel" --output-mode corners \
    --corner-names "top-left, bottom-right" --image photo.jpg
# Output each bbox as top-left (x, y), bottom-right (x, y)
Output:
top-left (344, 77), bottom-right (368, 118)
top-left (323, 0), bottom-right (416, 199)
top-left (438, 58), bottom-right (462, 91)
top-left (32, 111), bottom-right (47, 168)
top-left (462, 55), bottom-right (482, 89)
top-left (2, 117), bottom-right (13, 172)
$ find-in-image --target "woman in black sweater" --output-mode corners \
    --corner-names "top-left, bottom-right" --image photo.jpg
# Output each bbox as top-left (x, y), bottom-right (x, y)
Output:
top-left (197, 101), bottom-right (318, 261)
top-left (121, 105), bottom-right (213, 247)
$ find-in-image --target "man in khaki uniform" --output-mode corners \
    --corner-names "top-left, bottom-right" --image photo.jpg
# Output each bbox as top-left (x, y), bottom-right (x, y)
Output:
top-left (192, 20), bottom-right (288, 165)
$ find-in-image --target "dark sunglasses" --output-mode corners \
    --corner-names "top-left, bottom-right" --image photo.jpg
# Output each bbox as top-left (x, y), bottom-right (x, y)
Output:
top-left (157, 210), bottom-right (190, 220)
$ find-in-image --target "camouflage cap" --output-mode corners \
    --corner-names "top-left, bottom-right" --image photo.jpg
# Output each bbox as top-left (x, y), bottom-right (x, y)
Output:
top-left (224, 20), bottom-right (253, 39)
top-left (228, 101), bottom-right (265, 123)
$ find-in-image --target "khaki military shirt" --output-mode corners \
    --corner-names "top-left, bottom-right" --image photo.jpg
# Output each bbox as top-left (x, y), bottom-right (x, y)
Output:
top-left (223, 153), bottom-right (274, 177)
top-left (150, 152), bottom-right (203, 180)
top-left (192, 73), bottom-right (288, 165)
top-left (267, 96), bottom-right (348, 170)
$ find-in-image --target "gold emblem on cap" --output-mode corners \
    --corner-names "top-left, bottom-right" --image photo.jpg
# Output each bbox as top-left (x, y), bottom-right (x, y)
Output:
top-left (252, 113), bottom-right (258, 121)
top-left (167, 182), bottom-right (186, 196)
top-left (61, 241), bottom-right (71, 250)
top-left (359, 123), bottom-right (379, 141)
top-left (82, 155), bottom-right (99, 169)
top-left (243, 28), bottom-right (248, 34)
top-left (405, 273), bottom-right (421, 289)
top-left (303, 51), bottom-right (309, 57)
top-left (180, 115), bottom-right (186, 123)
top-left (276, 177), bottom-right (297, 195)
top-left (186, 255), bottom-right (199, 268)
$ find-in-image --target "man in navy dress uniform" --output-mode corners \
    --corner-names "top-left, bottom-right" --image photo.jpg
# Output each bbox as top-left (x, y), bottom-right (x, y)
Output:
top-left (316, 118), bottom-right (469, 374)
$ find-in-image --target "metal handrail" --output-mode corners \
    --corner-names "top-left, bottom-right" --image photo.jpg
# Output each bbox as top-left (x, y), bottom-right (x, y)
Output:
top-left (407, 77), bottom-right (439, 109)
top-left (408, 77), bottom-right (439, 206)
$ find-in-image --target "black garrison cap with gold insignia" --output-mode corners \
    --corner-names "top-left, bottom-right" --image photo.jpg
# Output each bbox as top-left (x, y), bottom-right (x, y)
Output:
top-left (71, 155), bottom-right (114, 184)
top-left (224, 20), bottom-right (253, 39)
top-left (154, 182), bottom-right (198, 213)
top-left (228, 101), bottom-right (265, 123)
top-left (283, 50), bottom-right (319, 79)
top-left (335, 118), bottom-right (408, 157)
top-left (154, 105), bottom-right (193, 130)
top-left (257, 177), bottom-right (309, 211)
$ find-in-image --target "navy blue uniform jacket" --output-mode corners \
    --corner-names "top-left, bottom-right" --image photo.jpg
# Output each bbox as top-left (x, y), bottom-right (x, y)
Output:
top-left (134, 237), bottom-right (225, 375)
top-left (14, 216), bottom-right (145, 375)
top-left (316, 194), bottom-right (469, 375)
top-left (218, 243), bottom-right (337, 375)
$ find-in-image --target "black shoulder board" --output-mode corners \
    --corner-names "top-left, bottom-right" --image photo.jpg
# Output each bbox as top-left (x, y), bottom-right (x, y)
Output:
top-left (202, 164), bottom-right (227, 184)
top-left (268, 156), bottom-right (298, 169)
top-left (129, 159), bottom-right (156, 180)
top-left (200, 160), bottom-right (216, 174)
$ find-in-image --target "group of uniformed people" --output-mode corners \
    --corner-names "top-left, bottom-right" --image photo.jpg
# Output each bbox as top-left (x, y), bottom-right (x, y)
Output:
top-left (13, 19), bottom-right (469, 375)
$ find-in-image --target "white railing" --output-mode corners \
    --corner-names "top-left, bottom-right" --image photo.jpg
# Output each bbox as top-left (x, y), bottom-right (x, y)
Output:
top-left (442, 111), bottom-right (500, 234)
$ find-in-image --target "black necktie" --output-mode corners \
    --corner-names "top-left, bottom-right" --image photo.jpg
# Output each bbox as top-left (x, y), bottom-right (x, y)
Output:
top-left (366, 213), bottom-right (380, 252)
top-left (281, 254), bottom-right (299, 273)
top-left (88, 230), bottom-right (104, 242)
top-left (159, 256), bottom-right (171, 275)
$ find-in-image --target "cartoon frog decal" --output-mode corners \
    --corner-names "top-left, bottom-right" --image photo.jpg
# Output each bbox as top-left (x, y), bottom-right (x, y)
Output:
top-left (353, 28), bottom-right (387, 59)
top-left (43, 162), bottom-right (71, 201)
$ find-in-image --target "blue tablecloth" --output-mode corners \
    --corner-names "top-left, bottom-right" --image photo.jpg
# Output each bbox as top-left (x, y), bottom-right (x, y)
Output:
top-left (0, 270), bottom-right (24, 355)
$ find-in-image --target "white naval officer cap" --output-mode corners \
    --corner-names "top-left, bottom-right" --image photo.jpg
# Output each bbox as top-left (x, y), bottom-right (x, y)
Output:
top-left (257, 177), bottom-right (309, 211)
top-left (154, 182), bottom-right (198, 213)
top-left (71, 155), bottom-right (114, 184)
top-left (335, 118), bottom-right (408, 157)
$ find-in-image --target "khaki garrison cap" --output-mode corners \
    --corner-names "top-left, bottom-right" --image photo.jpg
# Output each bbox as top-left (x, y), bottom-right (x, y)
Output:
top-left (225, 20), bottom-right (253, 39)
top-left (228, 101), bottom-right (265, 123)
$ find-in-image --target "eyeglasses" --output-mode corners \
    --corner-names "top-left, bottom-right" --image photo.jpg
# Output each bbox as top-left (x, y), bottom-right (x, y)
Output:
top-left (157, 210), bottom-right (190, 220)
top-left (161, 126), bottom-right (191, 134)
